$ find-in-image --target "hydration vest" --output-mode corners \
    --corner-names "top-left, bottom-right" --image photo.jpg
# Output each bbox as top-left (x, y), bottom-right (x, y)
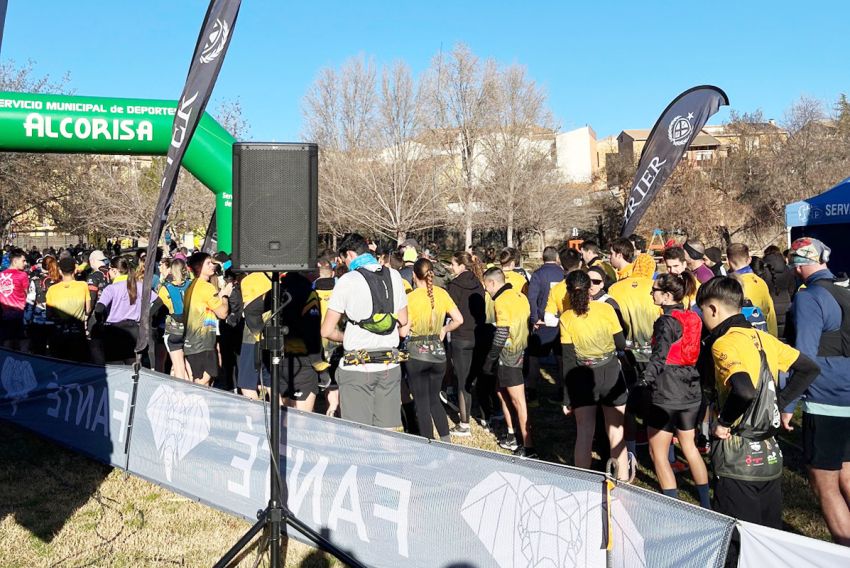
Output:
top-left (665, 309), bottom-right (702, 366)
top-left (812, 279), bottom-right (850, 357)
top-left (350, 267), bottom-right (398, 336)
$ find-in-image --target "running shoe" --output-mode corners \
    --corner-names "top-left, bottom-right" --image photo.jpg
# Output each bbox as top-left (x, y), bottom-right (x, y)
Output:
top-left (450, 423), bottom-right (472, 438)
top-left (513, 446), bottom-right (538, 459)
top-left (439, 390), bottom-right (460, 412)
top-left (499, 433), bottom-right (519, 451)
top-left (476, 417), bottom-right (492, 433)
top-left (670, 460), bottom-right (690, 474)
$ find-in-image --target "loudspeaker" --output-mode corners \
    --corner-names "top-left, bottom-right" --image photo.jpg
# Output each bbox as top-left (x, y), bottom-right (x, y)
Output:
top-left (232, 142), bottom-right (318, 271)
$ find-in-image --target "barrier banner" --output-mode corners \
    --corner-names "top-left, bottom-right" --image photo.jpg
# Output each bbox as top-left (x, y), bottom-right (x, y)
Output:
top-left (139, 0), bottom-right (241, 353)
top-left (620, 85), bottom-right (729, 237)
top-left (0, 350), bottom-right (135, 466)
top-left (737, 521), bottom-right (850, 568)
top-left (1, 349), bottom-right (738, 568)
top-left (613, 483), bottom-right (734, 568)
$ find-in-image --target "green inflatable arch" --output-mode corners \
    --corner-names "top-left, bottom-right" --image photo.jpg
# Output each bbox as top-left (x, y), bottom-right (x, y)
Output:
top-left (0, 91), bottom-right (234, 251)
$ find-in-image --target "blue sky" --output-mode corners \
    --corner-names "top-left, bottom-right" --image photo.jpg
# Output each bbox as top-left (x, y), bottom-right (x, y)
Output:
top-left (2, 1), bottom-right (848, 140)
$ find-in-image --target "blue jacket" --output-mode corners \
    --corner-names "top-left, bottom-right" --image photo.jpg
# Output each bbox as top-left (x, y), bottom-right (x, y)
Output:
top-left (787, 269), bottom-right (850, 410)
top-left (528, 263), bottom-right (564, 342)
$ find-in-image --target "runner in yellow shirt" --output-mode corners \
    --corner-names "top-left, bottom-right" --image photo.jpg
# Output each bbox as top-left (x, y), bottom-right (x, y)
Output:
top-left (727, 243), bottom-right (778, 336)
top-left (559, 270), bottom-right (630, 480)
top-left (404, 258), bottom-right (463, 441)
top-left (46, 257), bottom-right (91, 362)
top-left (483, 267), bottom-right (535, 458)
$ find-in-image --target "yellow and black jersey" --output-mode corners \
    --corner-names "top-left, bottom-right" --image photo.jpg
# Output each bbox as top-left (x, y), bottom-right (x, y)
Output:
top-left (240, 272), bottom-right (272, 344)
top-left (493, 284), bottom-right (530, 367)
top-left (608, 276), bottom-right (661, 362)
top-left (313, 276), bottom-right (341, 353)
top-left (545, 279), bottom-right (571, 317)
top-left (559, 301), bottom-right (622, 360)
top-left (504, 269), bottom-right (529, 295)
top-left (46, 280), bottom-right (88, 322)
top-left (711, 326), bottom-right (798, 409)
top-left (408, 285), bottom-right (456, 338)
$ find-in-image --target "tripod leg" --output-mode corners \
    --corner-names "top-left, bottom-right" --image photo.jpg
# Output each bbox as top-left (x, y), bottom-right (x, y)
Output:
top-left (213, 511), bottom-right (268, 568)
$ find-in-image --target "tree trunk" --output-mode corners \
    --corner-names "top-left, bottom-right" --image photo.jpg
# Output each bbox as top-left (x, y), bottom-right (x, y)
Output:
top-left (464, 216), bottom-right (473, 250)
top-left (719, 225), bottom-right (732, 248)
top-left (506, 209), bottom-right (514, 248)
top-left (332, 233), bottom-right (338, 251)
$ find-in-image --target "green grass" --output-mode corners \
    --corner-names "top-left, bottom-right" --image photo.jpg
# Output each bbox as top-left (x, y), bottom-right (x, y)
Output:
top-left (0, 362), bottom-right (832, 566)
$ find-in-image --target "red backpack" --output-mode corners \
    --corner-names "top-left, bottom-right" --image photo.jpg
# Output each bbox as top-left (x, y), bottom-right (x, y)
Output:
top-left (665, 310), bottom-right (702, 366)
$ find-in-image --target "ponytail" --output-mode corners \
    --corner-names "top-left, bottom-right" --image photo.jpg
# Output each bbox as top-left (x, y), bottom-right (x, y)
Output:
top-left (681, 271), bottom-right (697, 301)
top-left (566, 270), bottom-right (591, 316)
top-left (453, 251), bottom-right (484, 284)
top-left (115, 256), bottom-right (138, 305)
top-left (655, 272), bottom-right (695, 304)
top-left (414, 258), bottom-right (435, 309)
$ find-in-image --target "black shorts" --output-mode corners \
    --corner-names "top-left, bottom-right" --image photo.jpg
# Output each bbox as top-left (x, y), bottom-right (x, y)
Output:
top-left (497, 365), bottom-right (524, 388)
top-left (713, 476), bottom-right (782, 529)
top-left (164, 332), bottom-right (184, 353)
top-left (185, 350), bottom-right (219, 381)
top-left (283, 354), bottom-right (319, 401)
top-left (565, 358), bottom-right (627, 408)
top-left (803, 413), bottom-right (850, 470)
top-left (645, 403), bottom-right (701, 433)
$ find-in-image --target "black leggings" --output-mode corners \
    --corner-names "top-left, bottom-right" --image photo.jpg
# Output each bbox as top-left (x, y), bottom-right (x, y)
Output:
top-left (451, 339), bottom-right (476, 423)
top-left (407, 358), bottom-right (450, 439)
top-left (104, 320), bottom-right (139, 364)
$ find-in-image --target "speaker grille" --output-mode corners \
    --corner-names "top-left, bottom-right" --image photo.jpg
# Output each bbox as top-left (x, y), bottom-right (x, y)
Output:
top-left (232, 143), bottom-right (318, 271)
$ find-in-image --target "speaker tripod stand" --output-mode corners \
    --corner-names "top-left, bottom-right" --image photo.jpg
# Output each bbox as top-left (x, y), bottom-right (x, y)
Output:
top-left (214, 272), bottom-right (365, 568)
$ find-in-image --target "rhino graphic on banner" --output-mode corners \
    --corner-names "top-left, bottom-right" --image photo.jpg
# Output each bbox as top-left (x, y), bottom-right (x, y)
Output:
top-left (145, 384), bottom-right (210, 481)
top-left (461, 472), bottom-right (646, 568)
top-left (0, 356), bottom-right (37, 415)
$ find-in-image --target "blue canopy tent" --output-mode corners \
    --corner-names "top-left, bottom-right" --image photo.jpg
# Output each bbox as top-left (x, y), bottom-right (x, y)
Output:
top-left (785, 176), bottom-right (850, 275)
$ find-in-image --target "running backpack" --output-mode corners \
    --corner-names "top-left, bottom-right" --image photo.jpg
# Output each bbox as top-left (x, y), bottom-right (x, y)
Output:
top-left (350, 267), bottom-right (398, 336)
top-left (741, 299), bottom-right (767, 332)
top-left (666, 309), bottom-right (702, 366)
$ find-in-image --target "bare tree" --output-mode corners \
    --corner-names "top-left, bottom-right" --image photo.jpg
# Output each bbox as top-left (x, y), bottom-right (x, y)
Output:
top-left (478, 64), bottom-right (557, 246)
top-left (0, 61), bottom-right (82, 240)
top-left (303, 58), bottom-right (448, 244)
top-left (423, 44), bottom-right (498, 248)
top-left (303, 57), bottom-right (378, 245)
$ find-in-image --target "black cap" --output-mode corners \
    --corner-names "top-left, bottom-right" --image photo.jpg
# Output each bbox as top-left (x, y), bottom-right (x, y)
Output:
top-left (704, 247), bottom-right (723, 264)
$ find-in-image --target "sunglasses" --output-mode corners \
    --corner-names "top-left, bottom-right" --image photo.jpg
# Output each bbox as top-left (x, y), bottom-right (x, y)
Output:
top-left (651, 287), bottom-right (664, 294)
top-left (589, 278), bottom-right (604, 285)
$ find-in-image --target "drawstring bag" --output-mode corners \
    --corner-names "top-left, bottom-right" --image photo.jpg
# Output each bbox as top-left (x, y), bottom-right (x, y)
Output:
top-left (711, 340), bottom-right (783, 481)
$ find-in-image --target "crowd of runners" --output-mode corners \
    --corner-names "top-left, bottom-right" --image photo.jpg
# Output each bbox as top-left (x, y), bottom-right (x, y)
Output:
top-left (0, 232), bottom-right (848, 547)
